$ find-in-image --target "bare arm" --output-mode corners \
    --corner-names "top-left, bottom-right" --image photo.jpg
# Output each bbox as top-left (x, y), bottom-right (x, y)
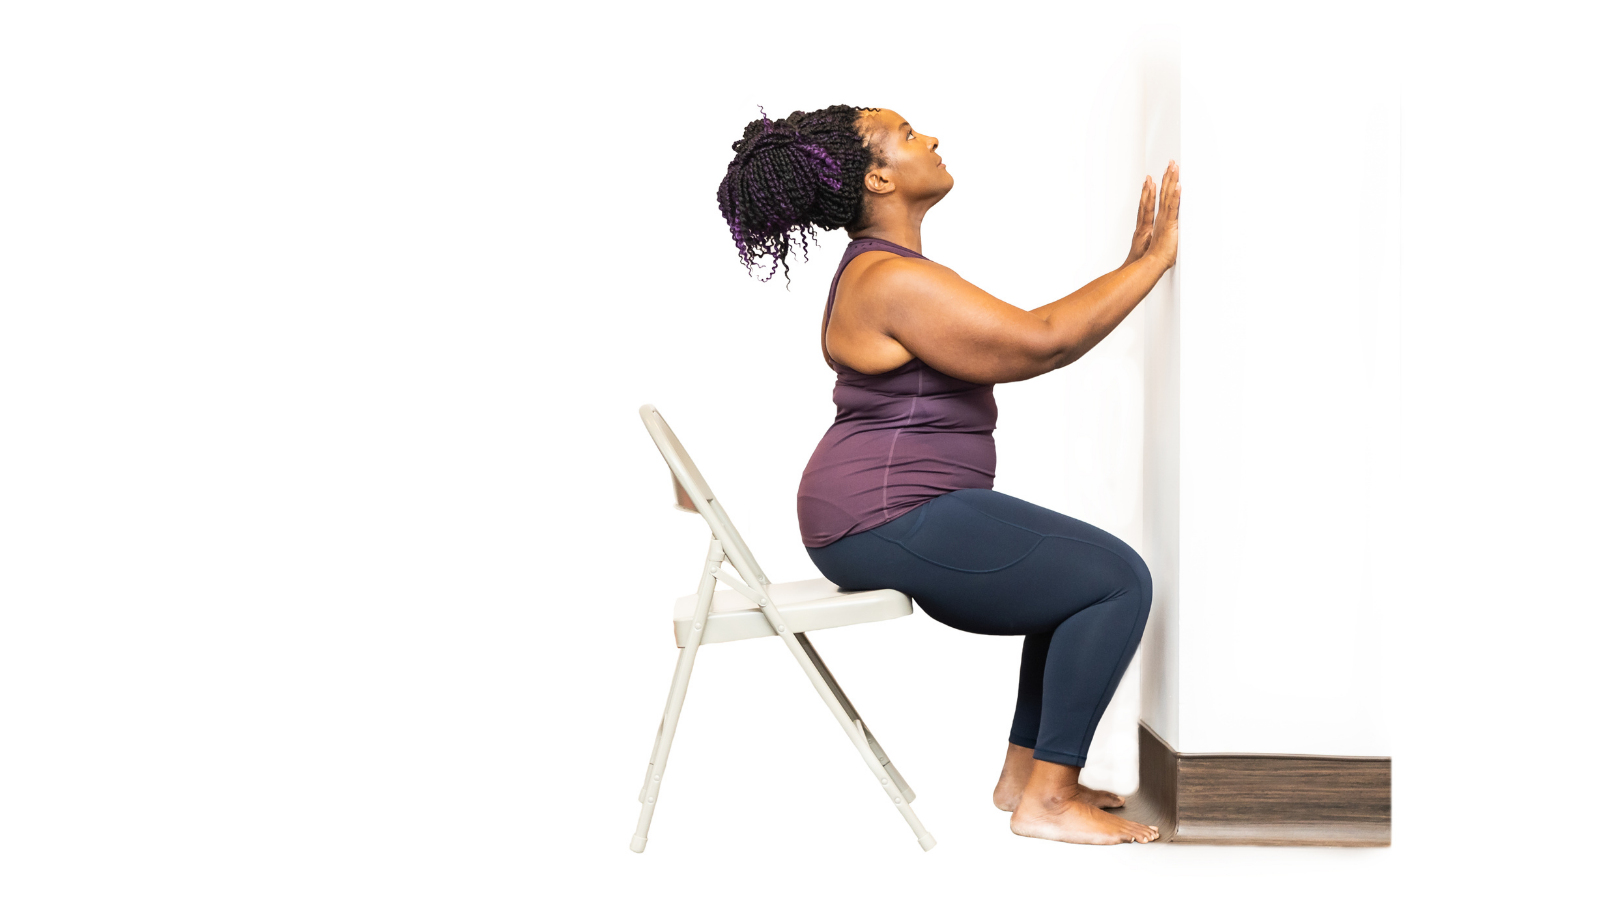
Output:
top-left (1031, 253), bottom-right (1171, 363)
top-left (838, 163), bottom-right (1181, 384)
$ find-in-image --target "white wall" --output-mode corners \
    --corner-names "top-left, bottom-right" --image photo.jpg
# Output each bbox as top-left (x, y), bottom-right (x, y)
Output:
top-left (1139, 40), bottom-right (1183, 746)
top-left (1139, 31), bottom-right (1399, 756)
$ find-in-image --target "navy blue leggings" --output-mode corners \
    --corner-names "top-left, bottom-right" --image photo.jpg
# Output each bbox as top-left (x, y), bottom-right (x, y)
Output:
top-left (806, 489), bottom-right (1152, 767)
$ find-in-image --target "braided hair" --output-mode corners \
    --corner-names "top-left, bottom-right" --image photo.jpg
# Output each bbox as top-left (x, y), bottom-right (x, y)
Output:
top-left (716, 105), bottom-right (883, 282)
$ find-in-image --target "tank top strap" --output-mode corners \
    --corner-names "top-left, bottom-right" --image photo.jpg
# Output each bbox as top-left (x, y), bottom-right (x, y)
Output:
top-left (820, 237), bottom-right (927, 371)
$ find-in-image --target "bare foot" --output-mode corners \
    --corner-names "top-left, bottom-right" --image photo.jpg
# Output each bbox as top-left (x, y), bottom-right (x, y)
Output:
top-left (993, 744), bottom-right (1125, 811)
top-left (1075, 785), bottom-right (1126, 809)
top-left (1008, 758), bottom-right (1158, 845)
top-left (992, 743), bottom-right (1034, 812)
top-left (1011, 787), bottom-right (1158, 845)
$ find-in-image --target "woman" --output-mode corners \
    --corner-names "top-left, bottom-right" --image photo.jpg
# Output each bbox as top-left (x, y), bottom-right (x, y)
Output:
top-left (716, 105), bottom-right (1179, 846)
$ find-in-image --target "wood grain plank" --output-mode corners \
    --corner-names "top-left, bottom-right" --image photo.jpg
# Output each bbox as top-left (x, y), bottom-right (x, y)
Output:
top-left (1114, 720), bottom-right (1179, 842)
top-left (1115, 722), bottom-right (1391, 847)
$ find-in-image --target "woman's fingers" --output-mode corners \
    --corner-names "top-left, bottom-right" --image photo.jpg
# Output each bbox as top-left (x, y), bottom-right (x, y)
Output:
top-left (1145, 162), bottom-right (1180, 268)
top-left (1126, 177), bottom-right (1157, 265)
top-left (1130, 167), bottom-right (1177, 267)
top-left (1157, 162), bottom-right (1179, 223)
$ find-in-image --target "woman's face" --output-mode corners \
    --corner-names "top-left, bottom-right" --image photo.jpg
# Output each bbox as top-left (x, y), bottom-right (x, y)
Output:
top-left (859, 108), bottom-right (953, 205)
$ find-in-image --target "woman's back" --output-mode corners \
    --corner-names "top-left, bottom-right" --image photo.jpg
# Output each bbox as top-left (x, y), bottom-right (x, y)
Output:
top-left (797, 238), bottom-right (998, 548)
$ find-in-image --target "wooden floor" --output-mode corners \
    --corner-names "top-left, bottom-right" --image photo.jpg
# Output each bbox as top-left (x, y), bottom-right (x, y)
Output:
top-left (1112, 722), bottom-right (1390, 846)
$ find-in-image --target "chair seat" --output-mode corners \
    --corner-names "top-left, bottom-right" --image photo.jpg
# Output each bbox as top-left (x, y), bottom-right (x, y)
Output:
top-left (673, 577), bottom-right (912, 647)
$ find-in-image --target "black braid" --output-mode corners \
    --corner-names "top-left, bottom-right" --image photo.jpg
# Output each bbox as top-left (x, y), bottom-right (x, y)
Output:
top-left (716, 105), bottom-right (884, 283)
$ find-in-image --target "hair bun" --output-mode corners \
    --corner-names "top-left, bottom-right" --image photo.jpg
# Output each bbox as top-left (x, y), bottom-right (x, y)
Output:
top-left (729, 113), bottom-right (843, 194)
top-left (717, 104), bottom-right (874, 282)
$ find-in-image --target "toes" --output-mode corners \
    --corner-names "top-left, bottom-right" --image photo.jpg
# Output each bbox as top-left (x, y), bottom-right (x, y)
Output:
top-left (1118, 820), bottom-right (1159, 843)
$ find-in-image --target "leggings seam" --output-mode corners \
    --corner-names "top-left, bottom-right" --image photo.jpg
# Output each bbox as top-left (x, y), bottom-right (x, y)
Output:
top-left (1032, 748), bottom-right (1089, 767)
top-left (950, 492), bottom-right (1146, 575)
top-left (866, 529), bottom-right (1045, 574)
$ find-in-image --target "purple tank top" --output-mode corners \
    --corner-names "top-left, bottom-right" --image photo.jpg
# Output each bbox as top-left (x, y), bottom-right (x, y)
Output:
top-left (797, 238), bottom-right (998, 548)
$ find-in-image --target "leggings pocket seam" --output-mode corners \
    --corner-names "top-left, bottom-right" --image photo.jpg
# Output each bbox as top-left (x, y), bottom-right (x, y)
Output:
top-left (871, 531), bottom-right (1046, 574)
top-left (947, 492), bottom-right (1055, 539)
top-left (952, 494), bottom-right (1148, 576)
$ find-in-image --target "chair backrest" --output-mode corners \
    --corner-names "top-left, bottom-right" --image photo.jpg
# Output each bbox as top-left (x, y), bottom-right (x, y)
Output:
top-left (638, 404), bottom-right (770, 587)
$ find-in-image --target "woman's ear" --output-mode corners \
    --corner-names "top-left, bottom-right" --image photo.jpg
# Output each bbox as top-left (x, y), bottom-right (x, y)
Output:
top-left (864, 168), bottom-right (896, 197)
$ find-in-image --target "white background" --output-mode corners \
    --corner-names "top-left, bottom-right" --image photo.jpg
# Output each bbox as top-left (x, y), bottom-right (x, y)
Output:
top-left (2, 2), bottom-right (1596, 898)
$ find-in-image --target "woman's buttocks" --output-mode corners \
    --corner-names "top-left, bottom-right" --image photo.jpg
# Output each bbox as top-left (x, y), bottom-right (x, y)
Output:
top-left (798, 360), bottom-right (998, 548)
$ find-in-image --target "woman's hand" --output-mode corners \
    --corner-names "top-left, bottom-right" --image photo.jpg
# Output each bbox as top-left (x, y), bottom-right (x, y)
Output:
top-left (1122, 176), bottom-right (1156, 267)
top-left (1148, 161), bottom-right (1181, 269)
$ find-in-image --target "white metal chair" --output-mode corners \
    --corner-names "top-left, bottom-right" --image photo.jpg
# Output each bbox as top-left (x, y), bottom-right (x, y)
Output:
top-left (631, 404), bottom-right (936, 853)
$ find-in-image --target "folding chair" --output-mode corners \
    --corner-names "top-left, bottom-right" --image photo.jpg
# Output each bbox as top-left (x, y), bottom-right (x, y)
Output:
top-left (630, 404), bottom-right (936, 853)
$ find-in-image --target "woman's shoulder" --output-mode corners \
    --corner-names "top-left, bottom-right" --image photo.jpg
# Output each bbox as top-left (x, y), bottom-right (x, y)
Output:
top-left (839, 251), bottom-right (957, 302)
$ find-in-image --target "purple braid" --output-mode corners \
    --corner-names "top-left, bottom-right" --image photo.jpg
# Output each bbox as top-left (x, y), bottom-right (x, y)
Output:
top-left (716, 104), bottom-right (881, 283)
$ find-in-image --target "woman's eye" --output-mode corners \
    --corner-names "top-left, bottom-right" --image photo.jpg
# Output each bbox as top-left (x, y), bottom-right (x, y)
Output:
top-left (906, 131), bottom-right (916, 141)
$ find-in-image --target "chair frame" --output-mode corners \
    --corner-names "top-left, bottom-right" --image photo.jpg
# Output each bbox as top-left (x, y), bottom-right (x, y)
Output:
top-left (631, 404), bottom-right (935, 853)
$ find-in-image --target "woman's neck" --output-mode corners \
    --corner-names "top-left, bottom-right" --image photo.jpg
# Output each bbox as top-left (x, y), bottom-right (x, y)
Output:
top-left (847, 208), bottom-right (927, 255)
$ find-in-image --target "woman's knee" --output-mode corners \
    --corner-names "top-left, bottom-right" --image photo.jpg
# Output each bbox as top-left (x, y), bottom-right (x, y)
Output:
top-left (1124, 551), bottom-right (1153, 610)
top-left (1084, 529), bottom-right (1151, 605)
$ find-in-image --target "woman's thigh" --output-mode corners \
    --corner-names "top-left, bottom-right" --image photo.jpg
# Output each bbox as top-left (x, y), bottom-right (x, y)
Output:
top-left (807, 489), bottom-right (1149, 636)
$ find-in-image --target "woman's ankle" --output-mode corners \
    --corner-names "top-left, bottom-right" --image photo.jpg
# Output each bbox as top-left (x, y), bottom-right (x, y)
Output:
top-left (1018, 759), bottom-right (1085, 809)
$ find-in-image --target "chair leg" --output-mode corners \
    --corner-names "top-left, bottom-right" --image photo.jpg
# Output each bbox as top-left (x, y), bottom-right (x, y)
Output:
top-left (790, 633), bottom-right (936, 851)
top-left (638, 718), bottom-right (664, 804)
top-left (863, 727), bottom-right (916, 804)
top-left (632, 538), bottom-right (724, 852)
top-left (630, 644), bottom-right (699, 853)
top-left (795, 634), bottom-right (916, 802)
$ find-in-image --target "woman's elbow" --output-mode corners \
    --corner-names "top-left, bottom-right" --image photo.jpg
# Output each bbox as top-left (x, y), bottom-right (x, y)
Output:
top-left (1024, 333), bottom-right (1084, 375)
top-left (992, 344), bottom-right (1075, 383)
top-left (1050, 346), bottom-right (1088, 370)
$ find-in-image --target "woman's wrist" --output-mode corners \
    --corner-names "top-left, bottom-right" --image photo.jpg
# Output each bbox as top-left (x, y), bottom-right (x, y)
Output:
top-left (1131, 251), bottom-right (1169, 276)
